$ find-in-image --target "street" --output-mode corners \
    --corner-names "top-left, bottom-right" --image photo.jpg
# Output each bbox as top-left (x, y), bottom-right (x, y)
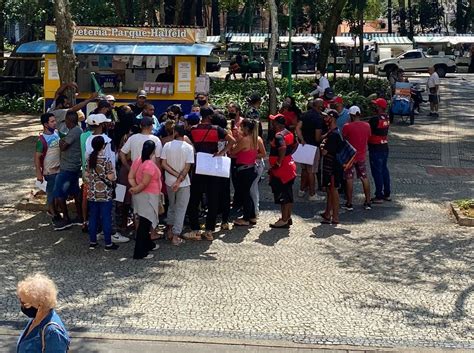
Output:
top-left (0, 73), bottom-right (472, 352)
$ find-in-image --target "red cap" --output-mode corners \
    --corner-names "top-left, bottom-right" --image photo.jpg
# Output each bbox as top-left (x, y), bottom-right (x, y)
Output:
top-left (372, 98), bottom-right (388, 110)
top-left (269, 113), bottom-right (284, 120)
top-left (333, 96), bottom-right (343, 105)
top-left (269, 113), bottom-right (286, 125)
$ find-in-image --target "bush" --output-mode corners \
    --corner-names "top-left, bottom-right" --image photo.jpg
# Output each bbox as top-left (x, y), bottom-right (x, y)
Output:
top-left (210, 76), bottom-right (390, 117)
top-left (0, 93), bottom-right (43, 114)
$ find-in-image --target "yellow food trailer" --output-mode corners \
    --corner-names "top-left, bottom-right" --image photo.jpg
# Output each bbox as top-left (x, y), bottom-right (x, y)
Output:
top-left (17, 25), bottom-right (212, 114)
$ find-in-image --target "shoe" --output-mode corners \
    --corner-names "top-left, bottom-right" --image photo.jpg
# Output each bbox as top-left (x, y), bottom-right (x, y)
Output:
top-left (233, 218), bottom-right (250, 226)
top-left (54, 219), bottom-right (72, 231)
top-left (70, 217), bottom-right (83, 226)
top-left (52, 214), bottom-right (62, 223)
top-left (221, 222), bottom-right (230, 230)
top-left (383, 196), bottom-right (392, 202)
top-left (81, 222), bottom-right (88, 233)
top-left (144, 254), bottom-right (154, 259)
top-left (182, 231), bottom-right (202, 241)
top-left (288, 218), bottom-right (293, 226)
top-left (363, 202), bottom-right (372, 210)
top-left (269, 219), bottom-right (290, 228)
top-left (371, 197), bottom-right (384, 204)
top-left (298, 190), bottom-right (306, 197)
top-left (308, 194), bottom-right (317, 201)
top-left (112, 232), bottom-right (130, 243)
top-left (150, 243), bottom-right (159, 251)
top-left (343, 203), bottom-right (354, 211)
top-left (89, 243), bottom-right (99, 250)
top-left (202, 231), bottom-right (214, 241)
top-left (104, 243), bottom-right (119, 251)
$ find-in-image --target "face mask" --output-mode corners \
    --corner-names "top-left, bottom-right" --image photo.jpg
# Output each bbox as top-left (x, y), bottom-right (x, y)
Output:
top-left (228, 112), bottom-right (237, 119)
top-left (47, 127), bottom-right (55, 133)
top-left (21, 305), bottom-right (38, 318)
top-left (197, 99), bottom-right (207, 106)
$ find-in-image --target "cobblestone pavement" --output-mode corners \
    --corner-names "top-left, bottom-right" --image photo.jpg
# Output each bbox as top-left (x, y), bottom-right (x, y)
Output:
top-left (0, 75), bottom-right (472, 350)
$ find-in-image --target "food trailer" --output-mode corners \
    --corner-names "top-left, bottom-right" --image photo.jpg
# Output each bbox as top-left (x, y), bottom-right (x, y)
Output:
top-left (17, 25), bottom-right (213, 114)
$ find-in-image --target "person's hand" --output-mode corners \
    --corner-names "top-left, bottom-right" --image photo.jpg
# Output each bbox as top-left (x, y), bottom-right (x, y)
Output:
top-left (300, 139), bottom-right (306, 145)
top-left (213, 150), bottom-right (225, 157)
top-left (89, 92), bottom-right (99, 100)
top-left (172, 181), bottom-right (180, 192)
top-left (129, 186), bottom-right (139, 194)
top-left (36, 174), bottom-right (44, 183)
top-left (106, 172), bottom-right (115, 181)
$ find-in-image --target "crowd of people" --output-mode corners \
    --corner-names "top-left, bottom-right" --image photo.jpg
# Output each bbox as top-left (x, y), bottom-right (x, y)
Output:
top-left (34, 78), bottom-right (392, 259)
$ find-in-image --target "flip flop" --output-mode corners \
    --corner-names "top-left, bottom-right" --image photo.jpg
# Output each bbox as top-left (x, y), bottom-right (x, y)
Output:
top-left (319, 213), bottom-right (331, 222)
top-left (172, 238), bottom-right (185, 246)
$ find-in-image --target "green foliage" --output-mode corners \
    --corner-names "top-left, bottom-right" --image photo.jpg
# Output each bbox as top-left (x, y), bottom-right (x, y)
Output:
top-left (210, 76), bottom-right (389, 117)
top-left (0, 94), bottom-right (43, 114)
top-left (454, 199), bottom-right (474, 210)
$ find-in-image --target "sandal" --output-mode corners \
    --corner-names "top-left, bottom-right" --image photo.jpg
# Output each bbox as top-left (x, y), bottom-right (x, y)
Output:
top-left (234, 218), bottom-right (250, 226)
top-left (201, 231), bottom-right (214, 241)
top-left (269, 219), bottom-right (290, 228)
top-left (182, 231), bottom-right (202, 241)
top-left (249, 218), bottom-right (257, 225)
top-left (172, 237), bottom-right (185, 246)
top-left (319, 213), bottom-right (331, 222)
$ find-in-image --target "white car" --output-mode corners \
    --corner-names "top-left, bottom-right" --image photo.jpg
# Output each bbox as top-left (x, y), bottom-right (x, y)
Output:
top-left (377, 49), bottom-right (456, 77)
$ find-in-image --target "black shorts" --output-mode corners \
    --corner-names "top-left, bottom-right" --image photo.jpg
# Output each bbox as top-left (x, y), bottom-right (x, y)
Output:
top-left (322, 172), bottom-right (341, 189)
top-left (270, 178), bottom-right (294, 205)
top-left (429, 94), bottom-right (439, 104)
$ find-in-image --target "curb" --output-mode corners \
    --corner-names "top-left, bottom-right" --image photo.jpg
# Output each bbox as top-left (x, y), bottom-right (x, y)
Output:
top-left (450, 203), bottom-right (474, 226)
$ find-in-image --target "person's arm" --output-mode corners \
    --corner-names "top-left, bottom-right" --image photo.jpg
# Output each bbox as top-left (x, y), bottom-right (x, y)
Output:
top-left (105, 160), bottom-right (116, 182)
top-left (171, 162), bottom-right (192, 192)
top-left (129, 172), bottom-right (152, 194)
top-left (230, 137), bottom-right (246, 156)
top-left (295, 120), bottom-right (305, 144)
top-left (315, 129), bottom-right (322, 144)
top-left (161, 158), bottom-right (180, 178)
top-left (59, 138), bottom-right (69, 151)
top-left (68, 92), bottom-right (99, 113)
top-left (43, 326), bottom-right (70, 353)
top-left (34, 152), bottom-right (43, 182)
top-left (257, 136), bottom-right (267, 159)
top-left (127, 162), bottom-right (138, 188)
top-left (54, 82), bottom-right (78, 100)
top-left (214, 130), bottom-right (235, 157)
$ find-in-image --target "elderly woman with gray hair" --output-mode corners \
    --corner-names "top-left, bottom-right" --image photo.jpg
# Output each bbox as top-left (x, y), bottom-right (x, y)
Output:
top-left (16, 273), bottom-right (70, 352)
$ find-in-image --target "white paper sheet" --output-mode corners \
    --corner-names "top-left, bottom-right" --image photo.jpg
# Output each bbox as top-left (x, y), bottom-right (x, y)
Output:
top-left (146, 56), bottom-right (157, 69)
top-left (292, 144), bottom-right (317, 165)
top-left (114, 184), bottom-right (127, 203)
top-left (158, 56), bottom-right (169, 68)
top-left (35, 179), bottom-right (47, 192)
top-left (132, 56), bottom-right (143, 67)
top-left (195, 152), bottom-right (231, 178)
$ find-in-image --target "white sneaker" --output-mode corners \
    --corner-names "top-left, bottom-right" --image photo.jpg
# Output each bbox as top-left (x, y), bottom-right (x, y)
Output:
top-left (144, 254), bottom-right (154, 259)
top-left (112, 232), bottom-right (130, 243)
top-left (297, 190), bottom-right (306, 197)
top-left (308, 194), bottom-right (318, 201)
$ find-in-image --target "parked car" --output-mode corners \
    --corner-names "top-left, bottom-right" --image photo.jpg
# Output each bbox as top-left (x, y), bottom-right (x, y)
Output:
top-left (206, 53), bottom-right (221, 72)
top-left (377, 49), bottom-right (456, 78)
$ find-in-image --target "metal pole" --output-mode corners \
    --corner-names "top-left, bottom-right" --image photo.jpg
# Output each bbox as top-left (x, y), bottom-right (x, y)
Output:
top-left (288, 0), bottom-right (293, 96)
top-left (387, 0), bottom-right (393, 34)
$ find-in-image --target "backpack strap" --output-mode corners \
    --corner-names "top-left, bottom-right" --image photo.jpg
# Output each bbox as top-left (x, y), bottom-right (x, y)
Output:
top-left (41, 321), bottom-right (68, 353)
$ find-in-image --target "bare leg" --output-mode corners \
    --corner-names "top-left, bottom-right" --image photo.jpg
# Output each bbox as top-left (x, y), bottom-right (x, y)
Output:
top-left (308, 172), bottom-right (316, 196)
top-left (330, 182), bottom-right (340, 223)
top-left (300, 169), bottom-right (308, 192)
top-left (325, 189), bottom-right (332, 217)
top-left (361, 177), bottom-right (371, 203)
top-left (346, 178), bottom-right (354, 205)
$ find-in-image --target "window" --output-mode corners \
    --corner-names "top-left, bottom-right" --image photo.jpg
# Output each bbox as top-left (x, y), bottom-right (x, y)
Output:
top-left (401, 52), bottom-right (422, 59)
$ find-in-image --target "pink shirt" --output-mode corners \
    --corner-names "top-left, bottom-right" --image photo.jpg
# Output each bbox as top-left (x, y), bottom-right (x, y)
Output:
top-left (131, 158), bottom-right (162, 195)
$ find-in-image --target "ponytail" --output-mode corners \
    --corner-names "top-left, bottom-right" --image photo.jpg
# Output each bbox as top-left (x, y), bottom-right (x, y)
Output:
top-left (88, 135), bottom-right (105, 171)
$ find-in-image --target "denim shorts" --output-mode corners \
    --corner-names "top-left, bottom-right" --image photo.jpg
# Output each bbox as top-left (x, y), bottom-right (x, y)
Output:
top-left (53, 170), bottom-right (81, 199)
top-left (44, 173), bottom-right (58, 205)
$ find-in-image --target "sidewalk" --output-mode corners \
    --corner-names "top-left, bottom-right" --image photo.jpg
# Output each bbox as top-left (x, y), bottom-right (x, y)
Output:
top-left (1, 330), bottom-right (471, 353)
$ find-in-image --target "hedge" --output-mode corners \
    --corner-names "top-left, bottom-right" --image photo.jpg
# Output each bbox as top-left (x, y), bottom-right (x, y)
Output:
top-left (210, 76), bottom-right (390, 117)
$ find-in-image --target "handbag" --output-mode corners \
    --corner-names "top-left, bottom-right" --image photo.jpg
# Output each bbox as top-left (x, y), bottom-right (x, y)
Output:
top-left (336, 134), bottom-right (357, 172)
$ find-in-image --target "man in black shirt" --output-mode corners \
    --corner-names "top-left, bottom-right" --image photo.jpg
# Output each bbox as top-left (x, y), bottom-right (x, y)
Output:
top-left (128, 90), bottom-right (148, 117)
top-left (295, 98), bottom-right (324, 200)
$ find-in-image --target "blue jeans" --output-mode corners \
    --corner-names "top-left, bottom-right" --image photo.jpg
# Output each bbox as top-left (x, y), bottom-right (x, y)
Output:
top-left (88, 200), bottom-right (113, 246)
top-left (369, 150), bottom-right (391, 199)
top-left (44, 173), bottom-right (57, 205)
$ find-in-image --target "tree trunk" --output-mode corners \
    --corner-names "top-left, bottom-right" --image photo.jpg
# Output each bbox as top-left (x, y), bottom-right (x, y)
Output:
top-left (54, 0), bottom-right (76, 101)
top-left (182, 0), bottom-right (194, 25)
top-left (112, 0), bottom-right (125, 23)
top-left (266, 0), bottom-right (278, 115)
top-left (174, 0), bottom-right (184, 25)
top-left (399, 0), bottom-right (406, 35)
top-left (159, 0), bottom-right (166, 25)
top-left (196, 0), bottom-right (203, 26)
top-left (317, 0), bottom-right (347, 71)
top-left (0, 0), bottom-right (4, 70)
top-left (211, 0), bottom-right (220, 35)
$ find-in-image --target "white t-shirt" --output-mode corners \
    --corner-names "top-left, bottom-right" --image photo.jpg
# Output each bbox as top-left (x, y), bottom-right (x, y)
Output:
top-left (121, 133), bottom-right (162, 162)
top-left (85, 133), bottom-right (116, 169)
top-left (309, 75), bottom-right (330, 97)
top-left (427, 72), bottom-right (440, 89)
top-left (160, 140), bottom-right (194, 188)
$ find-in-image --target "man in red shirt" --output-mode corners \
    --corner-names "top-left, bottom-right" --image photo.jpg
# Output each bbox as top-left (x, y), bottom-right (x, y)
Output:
top-left (342, 106), bottom-right (372, 210)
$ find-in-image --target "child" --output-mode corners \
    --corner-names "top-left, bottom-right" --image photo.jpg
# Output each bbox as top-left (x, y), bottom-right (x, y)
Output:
top-left (85, 135), bottom-right (118, 250)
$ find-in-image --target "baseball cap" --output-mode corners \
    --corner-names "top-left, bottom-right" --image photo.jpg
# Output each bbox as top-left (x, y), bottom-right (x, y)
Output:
top-left (86, 113), bottom-right (111, 126)
top-left (248, 92), bottom-right (262, 104)
top-left (105, 95), bottom-right (115, 101)
top-left (324, 87), bottom-right (335, 99)
top-left (269, 113), bottom-right (286, 125)
top-left (140, 116), bottom-right (154, 127)
top-left (137, 89), bottom-right (147, 98)
top-left (326, 110), bottom-right (339, 120)
top-left (348, 106), bottom-right (361, 115)
top-left (184, 112), bottom-right (201, 125)
top-left (372, 98), bottom-right (388, 110)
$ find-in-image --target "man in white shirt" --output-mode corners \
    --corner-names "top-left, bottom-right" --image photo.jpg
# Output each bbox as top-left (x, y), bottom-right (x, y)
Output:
top-left (427, 66), bottom-right (440, 117)
top-left (307, 69), bottom-right (330, 98)
top-left (119, 116), bottom-right (162, 171)
top-left (161, 124), bottom-right (194, 245)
